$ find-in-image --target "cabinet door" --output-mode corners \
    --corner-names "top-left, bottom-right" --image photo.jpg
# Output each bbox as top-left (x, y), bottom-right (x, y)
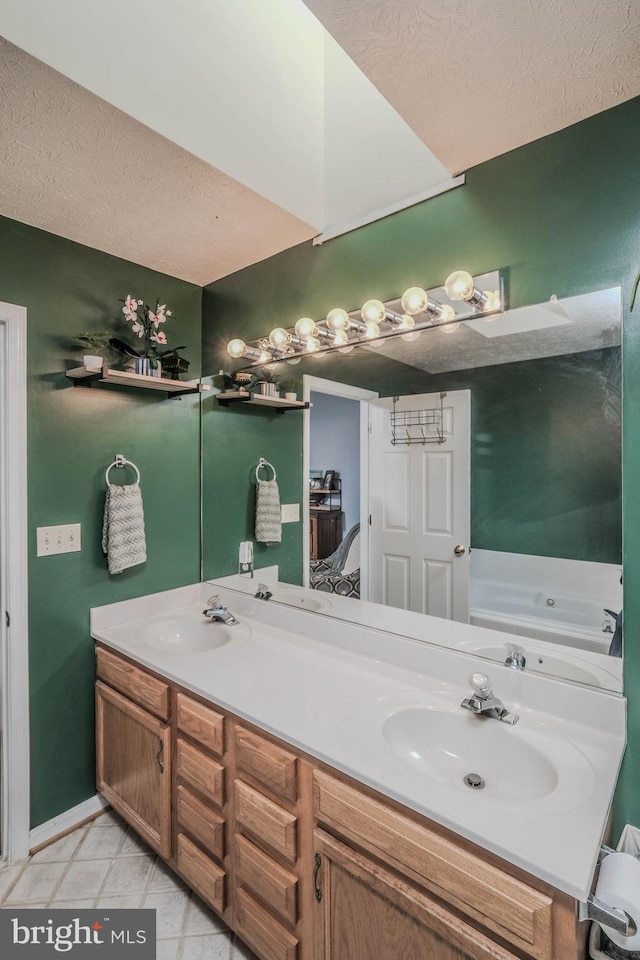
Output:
top-left (96, 681), bottom-right (171, 858)
top-left (314, 830), bottom-right (520, 960)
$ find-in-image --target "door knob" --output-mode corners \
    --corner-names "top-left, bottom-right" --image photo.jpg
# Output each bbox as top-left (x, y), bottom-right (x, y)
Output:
top-left (454, 544), bottom-right (466, 556)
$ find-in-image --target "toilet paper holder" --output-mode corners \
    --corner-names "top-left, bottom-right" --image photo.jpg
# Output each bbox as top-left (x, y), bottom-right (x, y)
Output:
top-left (578, 845), bottom-right (636, 936)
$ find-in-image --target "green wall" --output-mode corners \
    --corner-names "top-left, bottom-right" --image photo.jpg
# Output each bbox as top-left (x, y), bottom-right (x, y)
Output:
top-left (0, 215), bottom-right (202, 828)
top-left (202, 97), bottom-right (640, 835)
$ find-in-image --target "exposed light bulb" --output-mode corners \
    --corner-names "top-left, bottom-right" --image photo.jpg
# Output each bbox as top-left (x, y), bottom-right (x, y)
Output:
top-left (226, 338), bottom-right (246, 359)
top-left (259, 350), bottom-right (272, 363)
top-left (326, 308), bottom-right (350, 332)
top-left (398, 314), bottom-right (415, 331)
top-left (485, 289), bottom-right (502, 313)
top-left (401, 330), bottom-right (421, 342)
top-left (444, 270), bottom-right (475, 302)
top-left (401, 287), bottom-right (428, 315)
top-left (332, 329), bottom-right (349, 347)
top-left (440, 321), bottom-right (460, 335)
top-left (365, 321), bottom-right (381, 340)
top-left (306, 336), bottom-right (321, 353)
top-left (294, 317), bottom-right (317, 338)
top-left (361, 299), bottom-right (386, 324)
top-left (438, 304), bottom-right (456, 323)
top-left (268, 327), bottom-right (291, 349)
top-left (338, 345), bottom-right (355, 354)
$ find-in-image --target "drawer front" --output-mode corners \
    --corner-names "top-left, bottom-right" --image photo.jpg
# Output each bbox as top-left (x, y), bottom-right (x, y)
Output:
top-left (96, 647), bottom-right (169, 720)
top-left (177, 694), bottom-right (224, 757)
top-left (176, 738), bottom-right (224, 808)
top-left (235, 780), bottom-right (297, 864)
top-left (236, 835), bottom-right (298, 925)
top-left (176, 785), bottom-right (224, 861)
top-left (313, 771), bottom-right (553, 960)
top-left (177, 833), bottom-right (225, 915)
top-left (235, 725), bottom-right (297, 803)
top-left (235, 887), bottom-right (298, 960)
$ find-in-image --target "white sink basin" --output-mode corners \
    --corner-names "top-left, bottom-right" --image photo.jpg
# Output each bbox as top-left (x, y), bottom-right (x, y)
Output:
top-left (457, 641), bottom-right (617, 688)
top-left (273, 588), bottom-right (330, 612)
top-left (135, 614), bottom-right (248, 653)
top-left (383, 706), bottom-right (557, 801)
top-left (379, 697), bottom-right (596, 809)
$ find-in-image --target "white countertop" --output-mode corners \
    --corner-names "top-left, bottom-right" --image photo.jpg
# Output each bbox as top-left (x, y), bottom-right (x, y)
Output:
top-left (91, 581), bottom-right (626, 902)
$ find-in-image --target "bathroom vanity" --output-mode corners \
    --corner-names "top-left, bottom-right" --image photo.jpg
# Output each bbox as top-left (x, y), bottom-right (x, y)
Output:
top-left (91, 583), bottom-right (625, 960)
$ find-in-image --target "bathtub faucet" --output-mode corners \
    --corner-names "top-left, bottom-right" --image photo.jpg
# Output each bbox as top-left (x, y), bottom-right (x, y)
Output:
top-left (504, 644), bottom-right (526, 670)
top-left (461, 673), bottom-right (519, 724)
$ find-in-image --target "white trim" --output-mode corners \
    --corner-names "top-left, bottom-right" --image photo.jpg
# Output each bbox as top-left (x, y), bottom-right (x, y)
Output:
top-left (312, 175), bottom-right (466, 245)
top-left (303, 376), bottom-right (378, 597)
top-left (0, 301), bottom-right (29, 862)
top-left (29, 795), bottom-right (109, 851)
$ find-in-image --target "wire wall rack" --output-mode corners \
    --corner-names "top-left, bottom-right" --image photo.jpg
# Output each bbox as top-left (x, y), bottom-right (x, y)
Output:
top-left (389, 393), bottom-right (447, 446)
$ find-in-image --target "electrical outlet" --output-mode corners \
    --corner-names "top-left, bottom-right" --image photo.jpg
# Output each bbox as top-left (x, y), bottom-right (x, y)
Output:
top-left (281, 503), bottom-right (300, 523)
top-left (36, 523), bottom-right (82, 557)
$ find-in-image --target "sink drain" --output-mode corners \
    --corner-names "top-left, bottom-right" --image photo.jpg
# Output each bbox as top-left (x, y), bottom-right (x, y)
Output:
top-left (464, 773), bottom-right (485, 789)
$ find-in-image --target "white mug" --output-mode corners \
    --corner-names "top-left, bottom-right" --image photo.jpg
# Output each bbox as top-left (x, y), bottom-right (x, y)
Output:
top-left (284, 392), bottom-right (297, 402)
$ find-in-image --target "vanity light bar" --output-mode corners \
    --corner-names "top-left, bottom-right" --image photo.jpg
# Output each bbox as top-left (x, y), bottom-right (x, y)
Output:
top-left (225, 270), bottom-right (503, 365)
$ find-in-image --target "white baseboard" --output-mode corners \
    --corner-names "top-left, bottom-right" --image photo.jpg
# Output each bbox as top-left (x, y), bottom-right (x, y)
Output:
top-left (29, 794), bottom-right (109, 851)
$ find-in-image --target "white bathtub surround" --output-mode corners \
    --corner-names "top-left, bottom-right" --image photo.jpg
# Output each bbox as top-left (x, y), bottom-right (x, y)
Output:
top-left (91, 581), bottom-right (625, 902)
top-left (470, 550), bottom-right (622, 654)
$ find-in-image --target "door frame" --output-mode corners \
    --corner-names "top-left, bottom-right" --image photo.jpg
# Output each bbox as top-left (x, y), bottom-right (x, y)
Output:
top-left (0, 301), bottom-right (30, 862)
top-left (302, 376), bottom-right (378, 597)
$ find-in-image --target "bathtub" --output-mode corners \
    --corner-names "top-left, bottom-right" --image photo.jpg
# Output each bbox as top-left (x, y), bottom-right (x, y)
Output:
top-left (469, 550), bottom-right (622, 656)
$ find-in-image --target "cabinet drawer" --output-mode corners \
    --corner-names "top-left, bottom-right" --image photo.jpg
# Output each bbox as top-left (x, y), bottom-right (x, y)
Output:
top-left (235, 780), bottom-right (297, 864)
top-left (96, 647), bottom-right (169, 720)
top-left (235, 725), bottom-right (297, 803)
top-left (177, 694), bottom-right (224, 757)
top-left (177, 833), bottom-right (225, 915)
top-left (176, 738), bottom-right (224, 808)
top-left (313, 771), bottom-right (553, 960)
top-left (236, 835), bottom-right (298, 925)
top-left (235, 887), bottom-right (298, 960)
top-left (176, 785), bottom-right (224, 861)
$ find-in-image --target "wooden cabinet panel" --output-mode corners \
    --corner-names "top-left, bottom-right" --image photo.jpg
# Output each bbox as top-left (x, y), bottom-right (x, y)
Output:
top-left (236, 834), bottom-right (298, 925)
top-left (235, 780), bottom-right (297, 864)
top-left (313, 771), bottom-right (553, 960)
top-left (314, 829), bottom-right (520, 960)
top-left (235, 725), bottom-right (297, 803)
top-left (309, 511), bottom-right (343, 561)
top-left (96, 681), bottom-right (171, 858)
top-left (236, 887), bottom-right (298, 960)
top-left (176, 785), bottom-right (224, 861)
top-left (176, 693), bottom-right (224, 757)
top-left (96, 647), bottom-right (169, 719)
top-left (177, 833), bottom-right (225, 915)
top-left (176, 738), bottom-right (224, 808)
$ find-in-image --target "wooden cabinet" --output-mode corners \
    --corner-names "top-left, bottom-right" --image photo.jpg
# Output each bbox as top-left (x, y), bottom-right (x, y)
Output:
top-left (95, 681), bottom-right (171, 858)
top-left (95, 646), bottom-right (584, 960)
top-left (309, 510), bottom-right (343, 561)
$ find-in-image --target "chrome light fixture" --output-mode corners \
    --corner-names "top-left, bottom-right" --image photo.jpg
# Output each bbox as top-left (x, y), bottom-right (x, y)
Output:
top-left (225, 269), bottom-right (503, 365)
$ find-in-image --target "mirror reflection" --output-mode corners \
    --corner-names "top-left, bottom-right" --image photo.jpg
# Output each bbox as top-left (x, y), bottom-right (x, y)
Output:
top-left (282, 288), bottom-right (623, 691)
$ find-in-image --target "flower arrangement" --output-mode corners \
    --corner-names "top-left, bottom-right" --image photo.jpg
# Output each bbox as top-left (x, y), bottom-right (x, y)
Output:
top-left (121, 295), bottom-right (172, 366)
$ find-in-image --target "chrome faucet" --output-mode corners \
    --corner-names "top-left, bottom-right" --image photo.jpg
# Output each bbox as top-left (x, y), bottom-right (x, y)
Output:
top-left (461, 673), bottom-right (519, 724)
top-left (504, 644), bottom-right (526, 670)
top-left (255, 584), bottom-right (273, 600)
top-left (203, 595), bottom-right (238, 625)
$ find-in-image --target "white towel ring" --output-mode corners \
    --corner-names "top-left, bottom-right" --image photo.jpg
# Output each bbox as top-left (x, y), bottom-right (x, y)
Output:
top-left (106, 455), bottom-right (141, 487)
top-left (256, 457), bottom-right (276, 482)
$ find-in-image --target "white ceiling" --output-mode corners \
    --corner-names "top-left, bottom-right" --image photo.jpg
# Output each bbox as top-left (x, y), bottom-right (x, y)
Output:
top-left (0, 0), bottom-right (638, 285)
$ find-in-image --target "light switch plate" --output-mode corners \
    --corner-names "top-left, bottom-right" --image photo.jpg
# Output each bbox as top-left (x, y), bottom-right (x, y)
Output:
top-left (281, 503), bottom-right (300, 523)
top-left (36, 523), bottom-right (81, 556)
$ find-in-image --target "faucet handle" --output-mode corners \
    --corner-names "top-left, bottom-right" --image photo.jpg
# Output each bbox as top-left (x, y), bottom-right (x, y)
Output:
top-left (469, 672), bottom-right (492, 699)
top-left (207, 595), bottom-right (222, 608)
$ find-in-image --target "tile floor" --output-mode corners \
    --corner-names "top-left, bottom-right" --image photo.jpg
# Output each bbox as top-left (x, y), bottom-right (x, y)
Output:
top-left (0, 810), bottom-right (258, 960)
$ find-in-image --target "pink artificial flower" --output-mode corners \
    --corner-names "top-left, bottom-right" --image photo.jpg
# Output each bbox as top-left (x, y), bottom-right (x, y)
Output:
top-left (131, 321), bottom-right (144, 337)
top-left (122, 294), bottom-right (139, 319)
top-left (149, 309), bottom-right (166, 328)
top-left (152, 331), bottom-right (167, 345)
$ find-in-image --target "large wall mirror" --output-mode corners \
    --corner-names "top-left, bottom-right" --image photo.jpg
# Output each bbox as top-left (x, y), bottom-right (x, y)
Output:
top-left (249, 287), bottom-right (622, 692)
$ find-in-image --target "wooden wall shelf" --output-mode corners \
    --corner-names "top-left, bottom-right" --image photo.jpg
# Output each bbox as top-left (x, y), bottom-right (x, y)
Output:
top-left (216, 390), bottom-right (310, 413)
top-left (66, 365), bottom-right (210, 398)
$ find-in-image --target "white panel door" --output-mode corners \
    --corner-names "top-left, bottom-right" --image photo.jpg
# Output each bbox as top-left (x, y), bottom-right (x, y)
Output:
top-left (368, 391), bottom-right (470, 622)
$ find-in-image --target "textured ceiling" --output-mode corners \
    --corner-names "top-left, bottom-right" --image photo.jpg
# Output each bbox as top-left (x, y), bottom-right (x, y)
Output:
top-left (0, 39), bottom-right (315, 285)
top-left (302, 0), bottom-right (640, 172)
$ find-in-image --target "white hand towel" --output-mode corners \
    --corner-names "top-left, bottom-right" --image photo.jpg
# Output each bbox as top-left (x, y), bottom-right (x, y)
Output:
top-left (255, 477), bottom-right (282, 543)
top-left (102, 482), bottom-right (147, 574)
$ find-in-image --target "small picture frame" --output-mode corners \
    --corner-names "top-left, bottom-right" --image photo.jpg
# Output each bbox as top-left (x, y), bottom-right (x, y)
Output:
top-left (322, 470), bottom-right (335, 490)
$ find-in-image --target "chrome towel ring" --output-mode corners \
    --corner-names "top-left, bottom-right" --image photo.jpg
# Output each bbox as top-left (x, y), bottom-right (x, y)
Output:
top-left (105, 454), bottom-right (141, 486)
top-left (255, 457), bottom-right (276, 482)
